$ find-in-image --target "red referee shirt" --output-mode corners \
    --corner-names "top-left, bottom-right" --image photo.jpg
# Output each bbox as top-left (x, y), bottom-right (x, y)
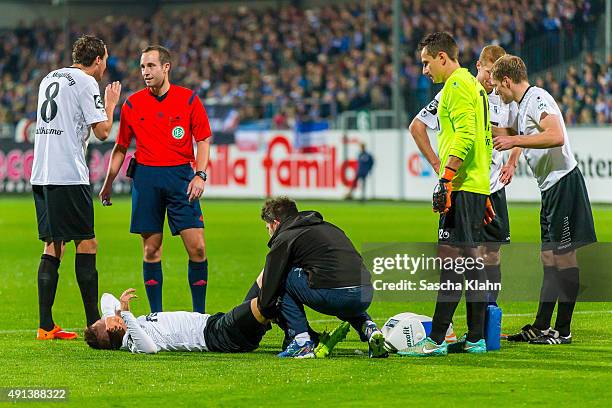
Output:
top-left (116, 84), bottom-right (212, 166)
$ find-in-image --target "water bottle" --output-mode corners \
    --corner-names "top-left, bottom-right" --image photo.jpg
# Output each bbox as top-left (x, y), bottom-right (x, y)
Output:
top-left (485, 304), bottom-right (502, 351)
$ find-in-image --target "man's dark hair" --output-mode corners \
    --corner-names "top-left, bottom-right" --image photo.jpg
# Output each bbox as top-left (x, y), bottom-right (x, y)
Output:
top-left (261, 196), bottom-right (298, 223)
top-left (72, 35), bottom-right (106, 66)
top-left (84, 324), bottom-right (123, 350)
top-left (142, 45), bottom-right (172, 68)
top-left (418, 32), bottom-right (459, 61)
top-left (84, 325), bottom-right (107, 349)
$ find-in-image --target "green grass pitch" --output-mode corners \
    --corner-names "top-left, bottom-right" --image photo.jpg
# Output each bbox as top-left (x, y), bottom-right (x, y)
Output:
top-left (0, 197), bottom-right (611, 406)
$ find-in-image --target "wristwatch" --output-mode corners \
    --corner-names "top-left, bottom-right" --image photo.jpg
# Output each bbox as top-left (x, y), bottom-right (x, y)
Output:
top-left (195, 171), bottom-right (207, 181)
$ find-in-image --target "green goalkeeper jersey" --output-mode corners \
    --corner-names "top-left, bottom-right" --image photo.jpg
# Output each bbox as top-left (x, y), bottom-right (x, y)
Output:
top-left (437, 68), bottom-right (492, 195)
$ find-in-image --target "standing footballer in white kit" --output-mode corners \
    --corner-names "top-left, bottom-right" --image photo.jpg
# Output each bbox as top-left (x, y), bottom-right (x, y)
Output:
top-left (409, 45), bottom-right (522, 303)
top-left (30, 35), bottom-right (121, 340)
top-left (491, 55), bottom-right (597, 345)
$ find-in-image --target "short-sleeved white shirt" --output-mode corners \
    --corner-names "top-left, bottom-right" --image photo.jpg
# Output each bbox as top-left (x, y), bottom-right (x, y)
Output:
top-left (30, 67), bottom-right (107, 185)
top-left (517, 86), bottom-right (576, 191)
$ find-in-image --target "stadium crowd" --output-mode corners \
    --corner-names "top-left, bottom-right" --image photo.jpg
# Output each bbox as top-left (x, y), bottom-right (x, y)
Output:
top-left (0, 0), bottom-right (609, 128)
top-left (535, 53), bottom-right (612, 126)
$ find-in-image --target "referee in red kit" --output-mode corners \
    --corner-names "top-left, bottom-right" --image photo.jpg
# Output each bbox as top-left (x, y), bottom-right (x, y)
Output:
top-left (100, 45), bottom-right (212, 313)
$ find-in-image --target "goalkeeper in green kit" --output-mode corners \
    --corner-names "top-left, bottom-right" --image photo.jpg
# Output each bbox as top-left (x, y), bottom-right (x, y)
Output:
top-left (400, 32), bottom-right (493, 357)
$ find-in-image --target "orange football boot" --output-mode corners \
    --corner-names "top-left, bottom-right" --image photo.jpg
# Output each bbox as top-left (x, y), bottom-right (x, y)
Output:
top-left (36, 325), bottom-right (77, 340)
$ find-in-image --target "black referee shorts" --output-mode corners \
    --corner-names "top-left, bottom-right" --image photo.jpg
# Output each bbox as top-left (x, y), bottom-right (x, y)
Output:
top-left (540, 166), bottom-right (597, 253)
top-left (204, 301), bottom-right (270, 353)
top-left (33, 184), bottom-right (94, 242)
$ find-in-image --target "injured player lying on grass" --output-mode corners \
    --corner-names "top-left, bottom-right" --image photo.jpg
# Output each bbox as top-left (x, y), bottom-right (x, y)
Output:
top-left (83, 289), bottom-right (270, 354)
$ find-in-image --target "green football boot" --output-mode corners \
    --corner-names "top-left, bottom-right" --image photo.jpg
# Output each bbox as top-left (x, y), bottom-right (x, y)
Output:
top-left (448, 334), bottom-right (487, 354)
top-left (314, 321), bottom-right (351, 358)
top-left (397, 337), bottom-right (448, 357)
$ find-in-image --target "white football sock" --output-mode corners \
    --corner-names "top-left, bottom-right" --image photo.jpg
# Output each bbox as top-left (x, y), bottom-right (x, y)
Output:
top-left (294, 332), bottom-right (311, 346)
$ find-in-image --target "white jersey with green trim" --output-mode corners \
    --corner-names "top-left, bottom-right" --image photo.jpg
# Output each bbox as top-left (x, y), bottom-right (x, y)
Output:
top-left (517, 86), bottom-right (577, 191)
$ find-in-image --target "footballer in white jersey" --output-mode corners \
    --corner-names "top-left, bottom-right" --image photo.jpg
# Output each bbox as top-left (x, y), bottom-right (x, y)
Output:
top-left (31, 35), bottom-right (121, 341)
top-left (492, 55), bottom-right (596, 345)
top-left (31, 67), bottom-right (107, 186)
top-left (84, 291), bottom-right (269, 354)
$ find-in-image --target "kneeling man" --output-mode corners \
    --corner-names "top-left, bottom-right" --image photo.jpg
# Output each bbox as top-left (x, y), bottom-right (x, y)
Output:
top-left (258, 197), bottom-right (387, 358)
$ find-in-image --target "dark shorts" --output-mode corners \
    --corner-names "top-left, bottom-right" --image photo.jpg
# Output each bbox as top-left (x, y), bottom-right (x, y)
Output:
top-left (204, 301), bottom-right (270, 353)
top-left (33, 184), bottom-right (94, 242)
top-left (438, 190), bottom-right (487, 246)
top-left (131, 163), bottom-right (204, 236)
top-left (482, 187), bottom-right (511, 244)
top-left (540, 166), bottom-right (597, 253)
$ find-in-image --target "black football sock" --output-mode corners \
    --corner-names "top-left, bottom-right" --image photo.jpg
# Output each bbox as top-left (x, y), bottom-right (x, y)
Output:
top-left (534, 265), bottom-right (559, 330)
top-left (465, 265), bottom-right (487, 342)
top-left (143, 261), bottom-right (163, 313)
top-left (243, 281), bottom-right (260, 302)
top-left (188, 260), bottom-right (208, 313)
top-left (38, 254), bottom-right (60, 331)
top-left (75, 253), bottom-right (100, 326)
top-left (554, 267), bottom-right (580, 337)
top-left (429, 265), bottom-right (463, 344)
top-left (485, 264), bottom-right (501, 304)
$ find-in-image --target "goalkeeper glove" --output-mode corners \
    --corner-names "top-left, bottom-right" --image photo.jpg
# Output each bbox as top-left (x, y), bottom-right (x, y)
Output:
top-left (484, 197), bottom-right (496, 225)
top-left (432, 167), bottom-right (456, 213)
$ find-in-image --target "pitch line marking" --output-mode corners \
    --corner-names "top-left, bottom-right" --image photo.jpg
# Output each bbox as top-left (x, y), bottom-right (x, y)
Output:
top-left (1, 310), bottom-right (611, 334)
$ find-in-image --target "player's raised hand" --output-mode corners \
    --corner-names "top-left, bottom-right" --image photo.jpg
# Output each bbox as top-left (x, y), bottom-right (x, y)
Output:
top-left (119, 288), bottom-right (138, 311)
top-left (105, 81), bottom-right (122, 107)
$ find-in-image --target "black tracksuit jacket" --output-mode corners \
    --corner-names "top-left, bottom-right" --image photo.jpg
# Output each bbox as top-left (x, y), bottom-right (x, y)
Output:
top-left (257, 211), bottom-right (371, 319)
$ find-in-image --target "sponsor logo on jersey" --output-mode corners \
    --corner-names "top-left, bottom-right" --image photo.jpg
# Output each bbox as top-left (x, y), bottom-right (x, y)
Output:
top-left (35, 127), bottom-right (64, 135)
top-left (425, 98), bottom-right (439, 115)
top-left (145, 313), bottom-right (159, 322)
top-left (94, 95), bottom-right (103, 109)
top-left (172, 126), bottom-right (185, 139)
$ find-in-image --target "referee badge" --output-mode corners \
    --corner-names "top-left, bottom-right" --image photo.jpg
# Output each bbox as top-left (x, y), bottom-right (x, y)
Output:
top-left (172, 126), bottom-right (185, 139)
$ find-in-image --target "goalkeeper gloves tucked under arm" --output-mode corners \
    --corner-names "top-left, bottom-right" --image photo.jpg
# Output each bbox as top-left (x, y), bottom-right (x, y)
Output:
top-left (432, 167), bottom-right (456, 213)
